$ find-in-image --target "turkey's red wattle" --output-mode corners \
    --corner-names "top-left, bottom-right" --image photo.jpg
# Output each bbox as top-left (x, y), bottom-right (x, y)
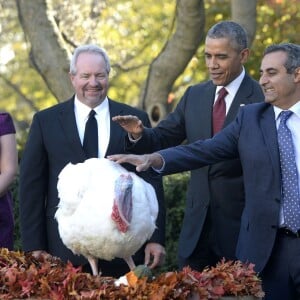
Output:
top-left (111, 174), bottom-right (133, 232)
top-left (111, 202), bottom-right (128, 232)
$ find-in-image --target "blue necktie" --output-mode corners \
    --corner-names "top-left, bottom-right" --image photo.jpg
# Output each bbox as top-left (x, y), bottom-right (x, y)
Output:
top-left (278, 110), bottom-right (300, 233)
top-left (83, 110), bottom-right (98, 158)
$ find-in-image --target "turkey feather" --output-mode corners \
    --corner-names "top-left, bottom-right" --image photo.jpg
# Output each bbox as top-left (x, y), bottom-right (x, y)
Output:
top-left (55, 158), bottom-right (158, 274)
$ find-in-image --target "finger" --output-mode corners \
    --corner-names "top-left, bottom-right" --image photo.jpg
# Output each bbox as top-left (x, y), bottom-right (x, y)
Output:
top-left (136, 162), bottom-right (150, 172)
top-left (111, 116), bottom-right (119, 121)
top-left (148, 254), bottom-right (160, 269)
top-left (144, 249), bottom-right (150, 266)
top-left (107, 154), bottom-right (129, 161)
top-left (108, 154), bottom-right (141, 167)
top-left (107, 154), bottom-right (121, 161)
top-left (113, 115), bottom-right (135, 121)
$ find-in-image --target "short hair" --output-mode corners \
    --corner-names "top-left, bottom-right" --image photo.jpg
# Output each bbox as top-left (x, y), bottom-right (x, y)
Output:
top-left (263, 43), bottom-right (300, 74)
top-left (206, 21), bottom-right (248, 52)
top-left (69, 44), bottom-right (111, 75)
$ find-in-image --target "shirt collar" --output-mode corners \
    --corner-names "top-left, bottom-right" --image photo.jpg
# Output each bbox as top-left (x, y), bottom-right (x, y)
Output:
top-left (274, 101), bottom-right (300, 121)
top-left (74, 96), bottom-right (109, 119)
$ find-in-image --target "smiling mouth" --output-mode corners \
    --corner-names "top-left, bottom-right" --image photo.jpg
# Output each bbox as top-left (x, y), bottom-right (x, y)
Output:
top-left (86, 89), bottom-right (101, 93)
top-left (264, 88), bottom-right (275, 93)
top-left (210, 73), bottom-right (224, 80)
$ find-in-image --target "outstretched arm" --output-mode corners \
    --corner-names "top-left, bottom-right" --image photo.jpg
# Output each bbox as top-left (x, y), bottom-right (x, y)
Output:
top-left (108, 153), bottom-right (164, 172)
top-left (112, 115), bottom-right (145, 140)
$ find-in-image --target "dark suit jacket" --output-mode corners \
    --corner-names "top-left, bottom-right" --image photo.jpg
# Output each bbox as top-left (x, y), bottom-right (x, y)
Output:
top-left (19, 97), bottom-right (165, 268)
top-left (126, 74), bottom-right (264, 260)
top-left (159, 102), bottom-right (282, 273)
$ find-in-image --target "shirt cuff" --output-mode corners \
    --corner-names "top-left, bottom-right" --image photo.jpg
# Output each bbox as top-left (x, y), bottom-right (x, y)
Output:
top-left (128, 133), bottom-right (142, 143)
top-left (152, 153), bottom-right (165, 173)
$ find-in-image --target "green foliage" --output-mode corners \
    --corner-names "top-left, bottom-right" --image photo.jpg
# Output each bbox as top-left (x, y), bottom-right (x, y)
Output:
top-left (2, 0), bottom-right (300, 138)
top-left (247, 0), bottom-right (300, 80)
top-left (51, 0), bottom-right (176, 108)
top-left (0, 0), bottom-right (57, 140)
top-left (161, 172), bottom-right (189, 271)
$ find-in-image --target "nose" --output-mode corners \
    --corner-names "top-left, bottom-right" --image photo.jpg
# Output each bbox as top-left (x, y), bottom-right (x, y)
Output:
top-left (206, 57), bottom-right (219, 69)
top-left (89, 75), bottom-right (99, 86)
top-left (259, 73), bottom-right (268, 85)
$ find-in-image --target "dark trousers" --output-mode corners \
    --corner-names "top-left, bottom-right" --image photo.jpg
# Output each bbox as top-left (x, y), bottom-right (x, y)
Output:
top-left (178, 214), bottom-right (219, 272)
top-left (260, 231), bottom-right (300, 300)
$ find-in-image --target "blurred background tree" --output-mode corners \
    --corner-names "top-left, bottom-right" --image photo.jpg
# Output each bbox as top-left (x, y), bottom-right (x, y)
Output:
top-left (2, 0), bottom-right (300, 137)
top-left (1, 0), bottom-right (299, 270)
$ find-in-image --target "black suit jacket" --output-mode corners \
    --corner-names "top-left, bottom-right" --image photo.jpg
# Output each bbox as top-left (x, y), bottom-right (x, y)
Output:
top-left (126, 74), bottom-right (264, 261)
top-left (19, 97), bottom-right (165, 268)
top-left (159, 102), bottom-right (284, 273)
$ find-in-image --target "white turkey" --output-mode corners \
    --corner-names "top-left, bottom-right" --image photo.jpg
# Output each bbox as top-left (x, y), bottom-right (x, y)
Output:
top-left (55, 157), bottom-right (158, 276)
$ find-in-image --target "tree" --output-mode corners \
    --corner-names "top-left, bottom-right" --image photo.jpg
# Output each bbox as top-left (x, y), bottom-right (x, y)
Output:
top-left (140, 0), bottom-right (205, 125)
top-left (16, 0), bottom-right (73, 100)
top-left (15, 0), bottom-right (206, 124)
top-left (0, 0), bottom-right (57, 133)
top-left (231, 0), bottom-right (257, 46)
top-left (2, 0), bottom-right (300, 129)
top-left (15, 0), bottom-right (259, 124)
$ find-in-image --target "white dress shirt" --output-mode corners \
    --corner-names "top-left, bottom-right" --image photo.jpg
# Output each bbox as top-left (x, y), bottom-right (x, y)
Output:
top-left (274, 101), bottom-right (300, 226)
top-left (215, 67), bottom-right (246, 114)
top-left (74, 96), bottom-right (110, 158)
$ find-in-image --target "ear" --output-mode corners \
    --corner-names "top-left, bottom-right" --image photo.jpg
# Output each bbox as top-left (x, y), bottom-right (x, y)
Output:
top-left (294, 67), bottom-right (300, 83)
top-left (240, 48), bottom-right (250, 64)
top-left (69, 72), bottom-right (75, 85)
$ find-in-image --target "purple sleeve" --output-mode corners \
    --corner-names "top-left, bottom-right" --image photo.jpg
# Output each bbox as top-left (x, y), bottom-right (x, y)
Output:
top-left (0, 113), bottom-right (16, 136)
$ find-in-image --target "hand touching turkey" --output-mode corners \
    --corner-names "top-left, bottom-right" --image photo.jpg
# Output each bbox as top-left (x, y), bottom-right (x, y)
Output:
top-left (108, 153), bottom-right (164, 172)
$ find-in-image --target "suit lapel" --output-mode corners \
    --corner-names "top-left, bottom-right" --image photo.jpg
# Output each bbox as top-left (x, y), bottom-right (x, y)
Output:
top-left (58, 97), bottom-right (86, 159)
top-left (260, 105), bottom-right (281, 178)
top-left (105, 99), bottom-right (126, 156)
top-left (197, 82), bottom-right (216, 138)
top-left (225, 74), bottom-right (253, 127)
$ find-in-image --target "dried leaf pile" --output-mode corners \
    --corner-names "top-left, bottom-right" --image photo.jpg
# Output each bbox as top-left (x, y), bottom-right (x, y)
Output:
top-left (0, 248), bottom-right (264, 299)
top-left (182, 260), bottom-right (265, 299)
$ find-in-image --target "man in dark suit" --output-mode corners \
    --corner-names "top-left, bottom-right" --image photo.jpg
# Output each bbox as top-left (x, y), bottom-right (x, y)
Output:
top-left (113, 21), bottom-right (264, 271)
top-left (18, 44), bottom-right (166, 278)
top-left (109, 43), bottom-right (300, 299)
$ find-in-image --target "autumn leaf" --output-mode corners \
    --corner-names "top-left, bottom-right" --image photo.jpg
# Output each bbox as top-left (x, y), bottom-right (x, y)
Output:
top-left (0, 249), bottom-right (265, 299)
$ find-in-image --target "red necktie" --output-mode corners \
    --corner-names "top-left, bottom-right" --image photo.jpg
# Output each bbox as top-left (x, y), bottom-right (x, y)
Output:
top-left (212, 87), bottom-right (228, 135)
